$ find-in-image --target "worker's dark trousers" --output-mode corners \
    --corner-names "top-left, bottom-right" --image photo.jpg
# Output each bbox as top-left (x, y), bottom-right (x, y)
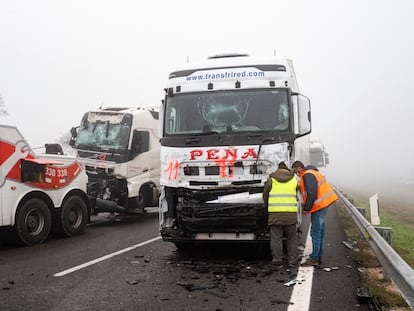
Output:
top-left (269, 224), bottom-right (298, 264)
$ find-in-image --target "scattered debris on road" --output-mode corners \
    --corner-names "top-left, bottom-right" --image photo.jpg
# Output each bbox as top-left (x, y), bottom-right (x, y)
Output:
top-left (284, 277), bottom-right (305, 287)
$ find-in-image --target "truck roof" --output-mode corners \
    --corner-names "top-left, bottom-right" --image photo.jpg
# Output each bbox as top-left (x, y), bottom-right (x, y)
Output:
top-left (82, 107), bottom-right (160, 132)
top-left (166, 53), bottom-right (299, 92)
top-left (169, 53), bottom-right (292, 74)
top-left (86, 107), bottom-right (159, 122)
top-left (88, 106), bottom-right (159, 114)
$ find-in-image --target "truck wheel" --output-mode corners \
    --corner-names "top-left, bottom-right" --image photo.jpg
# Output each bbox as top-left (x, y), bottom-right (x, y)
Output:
top-left (127, 187), bottom-right (148, 213)
top-left (16, 198), bottom-right (52, 246)
top-left (59, 195), bottom-right (88, 237)
top-left (137, 188), bottom-right (146, 209)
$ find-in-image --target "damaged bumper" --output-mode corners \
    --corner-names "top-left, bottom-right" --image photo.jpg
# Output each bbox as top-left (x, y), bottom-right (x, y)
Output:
top-left (161, 189), bottom-right (270, 243)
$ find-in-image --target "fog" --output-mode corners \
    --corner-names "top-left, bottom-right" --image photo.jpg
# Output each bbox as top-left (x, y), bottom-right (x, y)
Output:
top-left (1, 0), bottom-right (413, 202)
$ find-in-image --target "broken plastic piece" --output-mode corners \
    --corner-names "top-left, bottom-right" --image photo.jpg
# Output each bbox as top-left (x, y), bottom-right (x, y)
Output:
top-left (126, 279), bottom-right (146, 285)
top-left (342, 241), bottom-right (354, 249)
top-left (284, 277), bottom-right (305, 287)
top-left (356, 286), bottom-right (372, 303)
top-left (271, 298), bottom-right (294, 305)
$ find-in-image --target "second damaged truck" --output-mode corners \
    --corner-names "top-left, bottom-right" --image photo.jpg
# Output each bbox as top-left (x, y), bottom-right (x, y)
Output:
top-left (159, 53), bottom-right (312, 247)
top-left (70, 107), bottom-right (160, 217)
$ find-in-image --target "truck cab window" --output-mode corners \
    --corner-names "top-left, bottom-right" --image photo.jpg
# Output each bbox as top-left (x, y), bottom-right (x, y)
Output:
top-left (132, 130), bottom-right (150, 155)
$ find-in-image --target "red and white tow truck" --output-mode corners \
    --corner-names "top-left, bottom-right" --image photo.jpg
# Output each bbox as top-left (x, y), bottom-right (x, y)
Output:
top-left (0, 124), bottom-right (90, 245)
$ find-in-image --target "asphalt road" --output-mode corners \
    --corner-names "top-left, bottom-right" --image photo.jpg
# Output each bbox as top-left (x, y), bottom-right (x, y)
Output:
top-left (0, 204), bottom-right (369, 311)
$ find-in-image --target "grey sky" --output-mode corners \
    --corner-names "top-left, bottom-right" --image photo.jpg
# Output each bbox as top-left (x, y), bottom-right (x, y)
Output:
top-left (1, 0), bottom-right (413, 191)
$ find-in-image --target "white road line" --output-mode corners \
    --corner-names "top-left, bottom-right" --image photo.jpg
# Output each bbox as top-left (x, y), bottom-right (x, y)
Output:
top-left (288, 226), bottom-right (314, 311)
top-left (54, 236), bottom-right (161, 277)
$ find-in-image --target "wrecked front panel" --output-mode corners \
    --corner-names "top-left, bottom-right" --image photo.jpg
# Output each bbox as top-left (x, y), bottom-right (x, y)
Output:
top-left (159, 143), bottom-right (290, 243)
top-left (86, 166), bottom-right (128, 213)
top-left (160, 186), bottom-right (269, 242)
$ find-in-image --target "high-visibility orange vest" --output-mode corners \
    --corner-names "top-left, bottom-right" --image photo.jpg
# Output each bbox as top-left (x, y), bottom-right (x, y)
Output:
top-left (299, 169), bottom-right (338, 213)
top-left (268, 177), bottom-right (298, 213)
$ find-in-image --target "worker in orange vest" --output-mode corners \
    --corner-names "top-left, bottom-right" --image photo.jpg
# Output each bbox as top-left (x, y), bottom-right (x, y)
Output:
top-left (291, 161), bottom-right (338, 266)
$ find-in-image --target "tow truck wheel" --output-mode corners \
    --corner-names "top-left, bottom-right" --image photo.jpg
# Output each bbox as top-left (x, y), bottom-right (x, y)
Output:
top-left (16, 198), bottom-right (52, 246)
top-left (59, 195), bottom-right (88, 237)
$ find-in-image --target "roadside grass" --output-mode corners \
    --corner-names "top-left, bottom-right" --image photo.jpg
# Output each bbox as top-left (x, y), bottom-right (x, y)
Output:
top-left (335, 198), bottom-right (410, 310)
top-left (347, 193), bottom-right (414, 268)
top-left (378, 212), bottom-right (414, 268)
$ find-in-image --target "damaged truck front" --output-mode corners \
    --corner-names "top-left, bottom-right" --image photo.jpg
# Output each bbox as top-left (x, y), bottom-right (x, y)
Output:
top-left (159, 54), bottom-right (311, 247)
top-left (70, 107), bottom-right (160, 217)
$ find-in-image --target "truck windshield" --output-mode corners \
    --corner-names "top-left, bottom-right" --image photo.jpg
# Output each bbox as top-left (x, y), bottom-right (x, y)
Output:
top-left (164, 89), bottom-right (289, 135)
top-left (75, 121), bottom-right (130, 151)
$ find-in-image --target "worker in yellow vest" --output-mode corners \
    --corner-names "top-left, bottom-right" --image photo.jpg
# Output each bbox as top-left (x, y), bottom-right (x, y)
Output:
top-left (263, 161), bottom-right (299, 268)
top-left (291, 160), bottom-right (338, 266)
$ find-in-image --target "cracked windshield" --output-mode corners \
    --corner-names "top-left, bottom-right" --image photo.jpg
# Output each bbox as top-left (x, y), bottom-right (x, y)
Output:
top-left (165, 89), bottom-right (289, 135)
top-left (76, 121), bottom-right (131, 150)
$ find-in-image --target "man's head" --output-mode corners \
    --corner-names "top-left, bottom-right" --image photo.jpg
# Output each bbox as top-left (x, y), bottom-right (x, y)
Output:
top-left (278, 161), bottom-right (289, 170)
top-left (291, 160), bottom-right (305, 175)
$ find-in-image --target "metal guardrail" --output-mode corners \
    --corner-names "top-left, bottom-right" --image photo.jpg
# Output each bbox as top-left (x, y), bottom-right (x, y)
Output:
top-left (336, 189), bottom-right (414, 310)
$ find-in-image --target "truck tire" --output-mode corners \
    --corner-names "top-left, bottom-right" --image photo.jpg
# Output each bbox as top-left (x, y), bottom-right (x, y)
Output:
top-left (16, 198), bottom-right (52, 246)
top-left (128, 187), bottom-right (150, 213)
top-left (59, 195), bottom-right (88, 237)
top-left (137, 187), bottom-right (146, 210)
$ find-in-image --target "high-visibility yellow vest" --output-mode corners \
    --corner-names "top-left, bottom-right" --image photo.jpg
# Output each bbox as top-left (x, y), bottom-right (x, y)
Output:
top-left (268, 177), bottom-right (298, 213)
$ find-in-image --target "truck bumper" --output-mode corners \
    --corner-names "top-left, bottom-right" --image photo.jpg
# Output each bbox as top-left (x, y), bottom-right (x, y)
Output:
top-left (160, 201), bottom-right (270, 243)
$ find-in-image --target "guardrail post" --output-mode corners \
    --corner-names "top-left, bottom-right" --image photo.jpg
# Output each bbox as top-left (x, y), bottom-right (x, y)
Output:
top-left (374, 227), bottom-right (392, 246)
top-left (369, 194), bottom-right (380, 225)
top-left (356, 207), bottom-right (366, 218)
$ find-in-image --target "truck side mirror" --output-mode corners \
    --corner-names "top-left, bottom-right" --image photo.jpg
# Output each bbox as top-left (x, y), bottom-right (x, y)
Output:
top-left (69, 127), bottom-right (78, 147)
top-left (292, 93), bottom-right (311, 137)
top-left (70, 127), bottom-right (78, 138)
top-left (45, 144), bottom-right (64, 155)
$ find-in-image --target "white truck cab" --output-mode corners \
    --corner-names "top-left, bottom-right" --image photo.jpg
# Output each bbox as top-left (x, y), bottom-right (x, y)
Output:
top-left (159, 53), bottom-right (311, 247)
top-left (70, 107), bottom-right (160, 216)
top-left (310, 140), bottom-right (329, 168)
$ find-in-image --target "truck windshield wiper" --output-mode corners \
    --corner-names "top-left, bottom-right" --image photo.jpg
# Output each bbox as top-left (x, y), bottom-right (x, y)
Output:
top-left (192, 130), bottom-right (222, 137)
top-left (76, 143), bottom-right (99, 150)
top-left (185, 131), bottom-right (223, 144)
top-left (185, 137), bottom-right (201, 144)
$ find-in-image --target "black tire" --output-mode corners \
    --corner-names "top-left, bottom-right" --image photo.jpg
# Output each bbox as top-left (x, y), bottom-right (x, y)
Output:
top-left (16, 198), bottom-right (52, 246)
top-left (137, 188), bottom-right (146, 209)
top-left (59, 195), bottom-right (88, 237)
top-left (127, 187), bottom-right (149, 214)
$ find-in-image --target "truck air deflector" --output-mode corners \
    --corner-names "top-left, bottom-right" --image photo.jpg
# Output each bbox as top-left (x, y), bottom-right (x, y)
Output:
top-left (169, 65), bottom-right (286, 79)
